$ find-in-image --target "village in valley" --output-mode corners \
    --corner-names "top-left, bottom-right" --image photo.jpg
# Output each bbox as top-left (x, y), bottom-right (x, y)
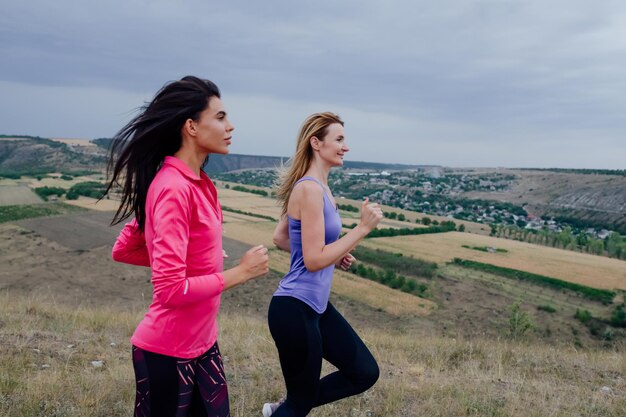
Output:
top-left (215, 166), bottom-right (623, 254)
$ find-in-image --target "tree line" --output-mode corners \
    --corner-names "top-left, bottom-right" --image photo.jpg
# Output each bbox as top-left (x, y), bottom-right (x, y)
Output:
top-left (490, 224), bottom-right (626, 260)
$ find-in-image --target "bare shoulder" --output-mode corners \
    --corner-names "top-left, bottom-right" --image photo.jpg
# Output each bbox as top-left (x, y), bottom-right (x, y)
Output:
top-left (291, 179), bottom-right (323, 202)
top-left (288, 180), bottom-right (323, 218)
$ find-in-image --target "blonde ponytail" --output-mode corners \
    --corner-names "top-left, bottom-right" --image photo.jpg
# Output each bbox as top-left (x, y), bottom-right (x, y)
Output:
top-left (275, 112), bottom-right (344, 214)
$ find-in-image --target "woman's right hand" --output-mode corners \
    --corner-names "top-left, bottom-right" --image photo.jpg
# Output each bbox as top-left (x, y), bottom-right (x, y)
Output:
top-left (239, 244), bottom-right (270, 281)
top-left (359, 198), bottom-right (383, 232)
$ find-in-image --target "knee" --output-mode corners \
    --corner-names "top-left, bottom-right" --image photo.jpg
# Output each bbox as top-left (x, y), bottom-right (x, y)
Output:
top-left (362, 360), bottom-right (380, 389)
top-left (354, 358), bottom-right (379, 392)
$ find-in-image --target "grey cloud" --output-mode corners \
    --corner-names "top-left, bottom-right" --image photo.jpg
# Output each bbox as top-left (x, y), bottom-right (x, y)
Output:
top-left (1, 0), bottom-right (624, 168)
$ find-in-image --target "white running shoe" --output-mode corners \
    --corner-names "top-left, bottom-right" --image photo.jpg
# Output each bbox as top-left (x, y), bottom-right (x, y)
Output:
top-left (262, 400), bottom-right (282, 417)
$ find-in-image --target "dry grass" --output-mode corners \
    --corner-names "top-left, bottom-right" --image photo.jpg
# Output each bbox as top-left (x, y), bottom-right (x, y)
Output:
top-left (218, 189), bottom-right (284, 221)
top-left (0, 186), bottom-right (42, 206)
top-left (363, 232), bottom-right (626, 291)
top-left (4, 182), bottom-right (625, 415)
top-left (0, 294), bottom-right (139, 417)
top-left (1, 293), bottom-right (624, 417)
top-left (222, 220), bottom-right (277, 248)
top-left (63, 196), bottom-right (119, 212)
top-left (49, 138), bottom-right (98, 147)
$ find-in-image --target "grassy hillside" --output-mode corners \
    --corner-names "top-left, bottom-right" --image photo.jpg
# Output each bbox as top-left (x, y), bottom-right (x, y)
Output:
top-left (0, 137), bottom-right (106, 176)
top-left (2, 293), bottom-right (625, 417)
top-left (1, 180), bottom-right (625, 416)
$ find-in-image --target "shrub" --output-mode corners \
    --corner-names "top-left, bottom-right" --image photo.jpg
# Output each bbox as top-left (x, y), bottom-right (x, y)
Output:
top-left (34, 186), bottom-right (66, 201)
top-left (610, 304), bottom-right (626, 328)
top-left (537, 305), bottom-right (557, 313)
top-left (0, 173), bottom-right (21, 179)
top-left (367, 224), bottom-right (455, 238)
top-left (220, 206), bottom-right (276, 222)
top-left (401, 280), bottom-right (417, 293)
top-left (337, 203), bottom-right (358, 212)
top-left (352, 246), bottom-right (437, 278)
top-left (231, 185), bottom-right (268, 197)
top-left (66, 181), bottom-right (107, 200)
top-left (509, 301), bottom-right (535, 339)
top-left (575, 309), bottom-right (592, 324)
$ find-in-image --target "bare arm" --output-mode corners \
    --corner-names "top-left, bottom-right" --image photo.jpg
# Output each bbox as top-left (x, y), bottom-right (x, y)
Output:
top-left (295, 182), bottom-right (382, 272)
top-left (273, 215), bottom-right (290, 251)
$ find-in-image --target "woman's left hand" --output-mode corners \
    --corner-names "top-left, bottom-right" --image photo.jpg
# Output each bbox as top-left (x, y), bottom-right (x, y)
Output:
top-left (337, 253), bottom-right (356, 270)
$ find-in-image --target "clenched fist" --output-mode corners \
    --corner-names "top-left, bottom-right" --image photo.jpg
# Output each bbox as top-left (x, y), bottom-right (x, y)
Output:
top-left (239, 244), bottom-right (270, 281)
top-left (359, 197), bottom-right (383, 232)
top-left (336, 253), bottom-right (356, 271)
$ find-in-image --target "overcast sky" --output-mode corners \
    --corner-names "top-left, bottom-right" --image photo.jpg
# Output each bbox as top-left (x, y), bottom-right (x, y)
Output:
top-left (1, 0), bottom-right (625, 168)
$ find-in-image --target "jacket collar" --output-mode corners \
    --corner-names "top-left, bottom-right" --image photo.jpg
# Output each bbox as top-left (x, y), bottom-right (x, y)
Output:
top-left (163, 156), bottom-right (203, 181)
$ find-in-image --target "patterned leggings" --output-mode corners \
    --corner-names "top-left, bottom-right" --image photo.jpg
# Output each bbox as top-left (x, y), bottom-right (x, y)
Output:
top-left (132, 342), bottom-right (230, 417)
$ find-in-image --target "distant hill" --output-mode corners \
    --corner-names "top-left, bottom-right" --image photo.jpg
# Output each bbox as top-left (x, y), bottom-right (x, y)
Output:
top-left (460, 168), bottom-right (626, 234)
top-left (203, 152), bottom-right (435, 173)
top-left (0, 136), bottom-right (106, 175)
top-left (2, 135), bottom-right (624, 233)
top-left (1, 135), bottom-right (436, 176)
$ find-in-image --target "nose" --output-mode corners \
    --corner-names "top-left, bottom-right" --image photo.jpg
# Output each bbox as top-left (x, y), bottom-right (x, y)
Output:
top-left (343, 143), bottom-right (349, 152)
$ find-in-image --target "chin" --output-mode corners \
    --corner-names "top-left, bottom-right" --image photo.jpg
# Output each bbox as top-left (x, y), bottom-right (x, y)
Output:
top-left (213, 147), bottom-right (230, 155)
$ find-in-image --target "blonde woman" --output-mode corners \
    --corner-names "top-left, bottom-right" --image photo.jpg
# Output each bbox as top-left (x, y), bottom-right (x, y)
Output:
top-left (263, 113), bottom-right (383, 417)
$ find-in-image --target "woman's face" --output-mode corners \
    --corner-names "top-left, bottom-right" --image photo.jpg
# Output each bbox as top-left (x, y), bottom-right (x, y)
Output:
top-left (318, 123), bottom-right (349, 167)
top-left (191, 97), bottom-right (235, 155)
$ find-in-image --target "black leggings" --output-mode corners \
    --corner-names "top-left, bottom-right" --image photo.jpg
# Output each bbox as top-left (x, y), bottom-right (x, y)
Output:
top-left (132, 342), bottom-right (230, 417)
top-left (268, 296), bottom-right (379, 417)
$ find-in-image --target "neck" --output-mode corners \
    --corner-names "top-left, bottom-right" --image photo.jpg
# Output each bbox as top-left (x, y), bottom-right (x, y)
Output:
top-left (305, 158), bottom-right (332, 185)
top-left (174, 145), bottom-right (207, 177)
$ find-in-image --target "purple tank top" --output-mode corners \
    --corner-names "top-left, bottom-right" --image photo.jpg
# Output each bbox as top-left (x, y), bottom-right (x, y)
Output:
top-left (273, 176), bottom-right (343, 313)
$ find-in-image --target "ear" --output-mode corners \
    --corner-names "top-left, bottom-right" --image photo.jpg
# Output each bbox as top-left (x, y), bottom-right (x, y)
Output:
top-left (182, 119), bottom-right (197, 137)
top-left (310, 136), bottom-right (321, 151)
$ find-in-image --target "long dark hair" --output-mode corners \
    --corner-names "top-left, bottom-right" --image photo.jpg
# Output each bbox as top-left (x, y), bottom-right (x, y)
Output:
top-left (104, 76), bottom-right (221, 231)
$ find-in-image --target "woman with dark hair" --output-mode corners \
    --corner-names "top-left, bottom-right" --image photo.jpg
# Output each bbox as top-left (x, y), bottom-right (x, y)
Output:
top-left (263, 112), bottom-right (383, 417)
top-left (106, 75), bottom-right (269, 417)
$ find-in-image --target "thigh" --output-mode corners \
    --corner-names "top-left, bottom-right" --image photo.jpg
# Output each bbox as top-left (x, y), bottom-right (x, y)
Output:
top-left (132, 346), bottom-right (182, 417)
top-left (190, 342), bottom-right (230, 417)
top-left (268, 296), bottom-right (323, 400)
top-left (319, 303), bottom-right (376, 373)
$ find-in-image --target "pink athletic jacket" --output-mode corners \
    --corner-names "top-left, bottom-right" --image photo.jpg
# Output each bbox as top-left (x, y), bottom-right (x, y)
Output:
top-left (112, 156), bottom-right (224, 359)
